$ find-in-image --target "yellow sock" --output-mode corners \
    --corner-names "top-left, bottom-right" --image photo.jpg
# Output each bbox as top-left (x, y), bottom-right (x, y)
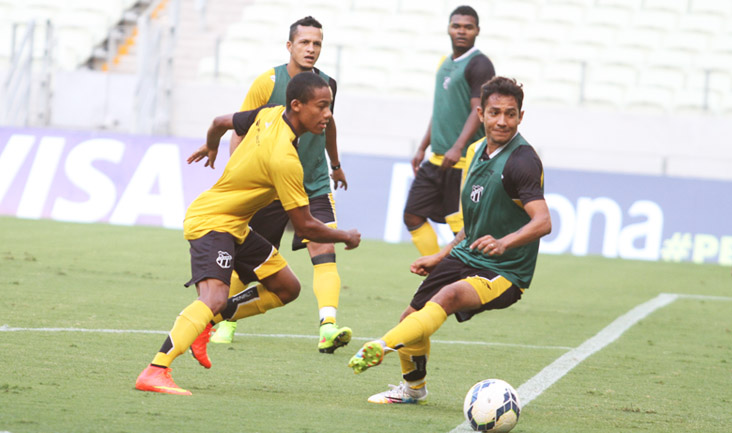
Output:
top-left (409, 223), bottom-right (440, 256)
top-left (313, 260), bottom-right (340, 312)
top-left (228, 284), bottom-right (284, 321)
top-left (399, 338), bottom-right (430, 387)
top-left (382, 302), bottom-right (447, 349)
top-left (152, 300), bottom-right (213, 367)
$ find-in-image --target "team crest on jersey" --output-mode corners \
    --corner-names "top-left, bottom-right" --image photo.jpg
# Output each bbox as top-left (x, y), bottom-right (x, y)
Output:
top-left (471, 185), bottom-right (484, 203)
top-left (443, 76), bottom-right (451, 90)
top-left (216, 251), bottom-right (232, 269)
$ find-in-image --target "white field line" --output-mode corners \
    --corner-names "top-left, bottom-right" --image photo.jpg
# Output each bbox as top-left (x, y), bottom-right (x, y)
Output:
top-left (0, 325), bottom-right (571, 351)
top-left (449, 292), bottom-right (732, 433)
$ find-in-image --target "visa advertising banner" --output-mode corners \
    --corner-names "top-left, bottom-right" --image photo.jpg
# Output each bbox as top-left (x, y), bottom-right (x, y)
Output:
top-left (1, 127), bottom-right (730, 266)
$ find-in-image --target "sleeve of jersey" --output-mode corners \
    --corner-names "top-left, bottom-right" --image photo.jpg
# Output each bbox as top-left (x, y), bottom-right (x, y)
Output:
top-left (271, 153), bottom-right (310, 212)
top-left (465, 55), bottom-right (496, 98)
top-left (505, 146), bottom-right (545, 206)
top-left (232, 109), bottom-right (258, 136)
top-left (240, 69), bottom-right (276, 111)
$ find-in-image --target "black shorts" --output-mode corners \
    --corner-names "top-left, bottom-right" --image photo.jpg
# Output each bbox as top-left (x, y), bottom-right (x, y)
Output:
top-left (410, 255), bottom-right (523, 322)
top-left (184, 230), bottom-right (287, 287)
top-left (249, 194), bottom-right (337, 251)
top-left (404, 160), bottom-right (462, 226)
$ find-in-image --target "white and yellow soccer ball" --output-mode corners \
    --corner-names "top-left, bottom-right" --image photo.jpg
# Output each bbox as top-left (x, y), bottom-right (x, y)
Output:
top-left (463, 379), bottom-right (521, 432)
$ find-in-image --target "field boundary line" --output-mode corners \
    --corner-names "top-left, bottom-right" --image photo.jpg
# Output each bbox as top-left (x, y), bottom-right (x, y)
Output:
top-left (449, 292), bottom-right (732, 433)
top-left (0, 325), bottom-right (571, 351)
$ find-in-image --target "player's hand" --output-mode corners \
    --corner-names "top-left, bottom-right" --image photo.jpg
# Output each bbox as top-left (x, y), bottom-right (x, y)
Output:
top-left (440, 146), bottom-right (461, 170)
top-left (330, 168), bottom-right (348, 190)
top-left (344, 229), bottom-right (361, 250)
top-left (411, 149), bottom-right (426, 176)
top-left (410, 254), bottom-right (441, 276)
top-left (187, 144), bottom-right (218, 169)
top-left (470, 235), bottom-right (505, 256)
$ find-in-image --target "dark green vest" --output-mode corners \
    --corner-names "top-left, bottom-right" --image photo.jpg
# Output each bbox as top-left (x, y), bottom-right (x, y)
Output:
top-left (450, 134), bottom-right (540, 288)
top-left (267, 64), bottom-right (331, 198)
top-left (430, 49), bottom-right (486, 156)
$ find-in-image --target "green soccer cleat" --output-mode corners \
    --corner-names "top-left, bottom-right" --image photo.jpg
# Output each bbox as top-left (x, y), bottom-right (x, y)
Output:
top-left (318, 323), bottom-right (352, 353)
top-left (211, 321), bottom-right (237, 344)
top-left (348, 341), bottom-right (384, 374)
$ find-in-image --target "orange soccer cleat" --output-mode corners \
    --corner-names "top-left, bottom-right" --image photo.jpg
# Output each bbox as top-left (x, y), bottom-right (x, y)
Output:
top-left (190, 322), bottom-right (213, 368)
top-left (135, 365), bottom-right (192, 396)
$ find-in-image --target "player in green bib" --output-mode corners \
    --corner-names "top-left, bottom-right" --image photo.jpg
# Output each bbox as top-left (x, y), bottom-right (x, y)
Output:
top-left (349, 77), bottom-right (552, 405)
top-left (404, 5), bottom-right (495, 257)
top-left (207, 17), bottom-right (352, 356)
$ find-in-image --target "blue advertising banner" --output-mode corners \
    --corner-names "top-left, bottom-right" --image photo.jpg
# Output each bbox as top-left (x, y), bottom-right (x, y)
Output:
top-left (1, 127), bottom-right (730, 266)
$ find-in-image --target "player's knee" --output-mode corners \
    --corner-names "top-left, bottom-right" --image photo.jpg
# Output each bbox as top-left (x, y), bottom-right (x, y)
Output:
top-left (198, 278), bottom-right (230, 314)
top-left (430, 286), bottom-right (461, 315)
top-left (278, 279), bottom-right (301, 304)
top-left (404, 213), bottom-right (425, 229)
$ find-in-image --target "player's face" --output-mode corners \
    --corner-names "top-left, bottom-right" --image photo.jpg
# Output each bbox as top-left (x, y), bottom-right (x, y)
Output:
top-left (296, 86), bottom-right (333, 135)
top-left (478, 93), bottom-right (524, 147)
top-left (287, 25), bottom-right (323, 71)
top-left (448, 14), bottom-right (479, 54)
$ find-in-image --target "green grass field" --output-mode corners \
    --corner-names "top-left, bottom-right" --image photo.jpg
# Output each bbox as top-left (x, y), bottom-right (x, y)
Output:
top-left (1, 216), bottom-right (730, 433)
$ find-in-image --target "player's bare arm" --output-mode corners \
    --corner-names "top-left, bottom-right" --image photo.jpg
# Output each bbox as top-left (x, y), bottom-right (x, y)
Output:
top-left (229, 130), bottom-right (243, 156)
top-left (287, 205), bottom-right (361, 250)
top-left (410, 229), bottom-right (466, 276)
top-left (441, 96), bottom-right (482, 170)
top-left (412, 118), bottom-right (433, 175)
top-left (470, 199), bottom-right (551, 256)
top-left (187, 114), bottom-right (235, 169)
top-left (325, 118), bottom-right (348, 190)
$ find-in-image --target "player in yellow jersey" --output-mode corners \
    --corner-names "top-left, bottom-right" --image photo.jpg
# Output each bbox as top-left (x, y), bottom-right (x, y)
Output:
top-left (135, 73), bottom-right (361, 396)
top-left (211, 16), bottom-right (352, 355)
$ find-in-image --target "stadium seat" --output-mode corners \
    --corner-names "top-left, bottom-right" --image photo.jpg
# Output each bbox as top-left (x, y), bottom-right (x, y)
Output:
top-left (625, 86), bottom-right (674, 113)
top-left (641, 0), bottom-right (687, 14)
top-left (350, 0), bottom-right (397, 15)
top-left (581, 82), bottom-right (625, 109)
top-left (529, 80), bottom-right (582, 108)
top-left (490, 1), bottom-right (538, 22)
top-left (632, 9), bottom-right (677, 32)
top-left (678, 13), bottom-right (724, 35)
top-left (689, 0), bottom-right (732, 18)
top-left (585, 6), bottom-right (633, 30)
top-left (673, 88), bottom-right (717, 114)
top-left (537, 2), bottom-right (585, 25)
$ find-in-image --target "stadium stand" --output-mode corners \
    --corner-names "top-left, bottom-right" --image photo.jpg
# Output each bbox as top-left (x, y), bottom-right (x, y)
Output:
top-left (188, 0), bottom-right (731, 118)
top-left (1, 0), bottom-right (731, 179)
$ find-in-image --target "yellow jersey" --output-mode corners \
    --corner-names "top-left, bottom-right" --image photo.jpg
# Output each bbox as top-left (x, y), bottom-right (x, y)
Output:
top-left (183, 105), bottom-right (309, 243)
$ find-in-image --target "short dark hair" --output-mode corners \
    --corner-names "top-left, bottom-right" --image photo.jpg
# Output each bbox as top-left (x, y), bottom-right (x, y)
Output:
top-left (286, 72), bottom-right (329, 110)
top-left (289, 16), bottom-right (322, 41)
top-left (480, 77), bottom-right (524, 111)
top-left (450, 5), bottom-right (479, 26)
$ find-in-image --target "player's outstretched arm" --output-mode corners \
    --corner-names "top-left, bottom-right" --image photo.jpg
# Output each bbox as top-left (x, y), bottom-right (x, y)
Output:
top-left (187, 114), bottom-right (235, 169)
top-left (286, 205), bottom-right (360, 250)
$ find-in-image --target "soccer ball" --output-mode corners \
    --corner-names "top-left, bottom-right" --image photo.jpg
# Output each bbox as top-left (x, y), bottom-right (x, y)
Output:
top-left (463, 379), bottom-right (521, 432)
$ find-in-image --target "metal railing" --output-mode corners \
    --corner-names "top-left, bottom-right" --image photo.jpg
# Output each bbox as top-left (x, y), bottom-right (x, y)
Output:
top-left (133, 0), bottom-right (181, 135)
